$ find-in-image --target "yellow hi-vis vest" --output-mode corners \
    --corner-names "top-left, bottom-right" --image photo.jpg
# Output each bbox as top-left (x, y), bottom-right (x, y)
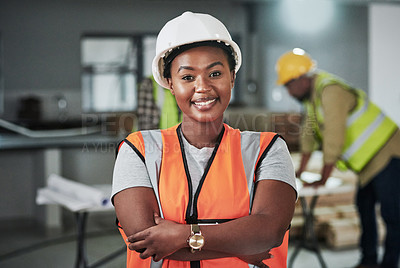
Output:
top-left (151, 76), bottom-right (182, 129)
top-left (117, 123), bottom-right (289, 268)
top-left (304, 71), bottom-right (398, 173)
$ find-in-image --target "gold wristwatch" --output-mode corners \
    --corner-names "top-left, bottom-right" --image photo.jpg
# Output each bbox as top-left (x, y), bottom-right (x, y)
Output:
top-left (187, 224), bottom-right (204, 253)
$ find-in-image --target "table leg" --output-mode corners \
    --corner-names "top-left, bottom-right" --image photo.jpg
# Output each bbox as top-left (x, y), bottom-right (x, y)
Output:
top-left (75, 212), bottom-right (89, 268)
top-left (288, 242), bottom-right (302, 268)
top-left (288, 196), bottom-right (327, 268)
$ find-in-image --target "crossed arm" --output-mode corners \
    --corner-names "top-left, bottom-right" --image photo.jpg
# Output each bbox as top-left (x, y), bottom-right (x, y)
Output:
top-left (113, 179), bottom-right (296, 265)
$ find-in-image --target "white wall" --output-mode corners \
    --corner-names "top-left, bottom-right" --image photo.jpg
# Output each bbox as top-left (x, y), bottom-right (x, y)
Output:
top-left (369, 4), bottom-right (400, 126)
top-left (256, 2), bottom-right (369, 112)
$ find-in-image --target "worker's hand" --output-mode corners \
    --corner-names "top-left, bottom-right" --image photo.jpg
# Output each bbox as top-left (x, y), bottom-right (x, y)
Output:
top-left (295, 170), bottom-right (302, 179)
top-left (126, 214), bottom-right (187, 262)
top-left (303, 163), bottom-right (333, 188)
top-left (303, 179), bottom-right (326, 188)
top-left (238, 251), bottom-right (272, 267)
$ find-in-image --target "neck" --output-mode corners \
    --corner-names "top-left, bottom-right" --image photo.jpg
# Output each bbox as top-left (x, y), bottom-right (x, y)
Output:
top-left (180, 116), bottom-right (224, 149)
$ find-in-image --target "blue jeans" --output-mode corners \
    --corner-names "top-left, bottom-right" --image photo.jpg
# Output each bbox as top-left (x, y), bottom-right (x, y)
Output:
top-left (356, 157), bottom-right (400, 268)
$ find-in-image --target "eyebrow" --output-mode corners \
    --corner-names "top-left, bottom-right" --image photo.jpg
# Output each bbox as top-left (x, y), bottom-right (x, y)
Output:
top-left (177, 61), bottom-right (224, 73)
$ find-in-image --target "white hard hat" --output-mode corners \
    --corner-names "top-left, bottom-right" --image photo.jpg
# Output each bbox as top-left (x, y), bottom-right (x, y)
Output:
top-left (152, 11), bottom-right (242, 89)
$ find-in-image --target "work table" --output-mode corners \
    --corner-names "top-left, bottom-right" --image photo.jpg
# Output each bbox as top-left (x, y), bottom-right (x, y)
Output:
top-left (0, 132), bottom-right (122, 150)
top-left (0, 130), bottom-right (123, 230)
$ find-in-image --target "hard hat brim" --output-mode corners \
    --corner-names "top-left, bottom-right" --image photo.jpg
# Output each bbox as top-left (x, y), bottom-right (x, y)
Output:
top-left (152, 39), bottom-right (242, 90)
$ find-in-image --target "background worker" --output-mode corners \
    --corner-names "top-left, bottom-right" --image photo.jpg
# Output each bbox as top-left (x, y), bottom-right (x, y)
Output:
top-left (275, 48), bottom-right (400, 268)
top-left (112, 11), bottom-right (297, 267)
top-left (136, 75), bottom-right (181, 130)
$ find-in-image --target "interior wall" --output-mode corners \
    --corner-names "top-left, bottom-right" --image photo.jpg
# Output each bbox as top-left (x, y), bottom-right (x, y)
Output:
top-left (0, 0), bottom-right (372, 119)
top-left (0, 0), bottom-right (247, 121)
top-left (256, 2), bottom-right (369, 112)
top-left (369, 3), bottom-right (400, 126)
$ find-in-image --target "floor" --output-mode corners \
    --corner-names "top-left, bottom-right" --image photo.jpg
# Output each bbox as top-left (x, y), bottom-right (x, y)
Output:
top-left (0, 211), bottom-right (382, 268)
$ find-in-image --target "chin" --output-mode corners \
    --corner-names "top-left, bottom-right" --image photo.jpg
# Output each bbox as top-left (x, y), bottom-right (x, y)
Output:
top-left (191, 113), bottom-right (223, 123)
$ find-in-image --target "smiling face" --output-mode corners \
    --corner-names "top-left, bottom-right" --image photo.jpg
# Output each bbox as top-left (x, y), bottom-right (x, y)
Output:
top-left (167, 46), bottom-right (235, 124)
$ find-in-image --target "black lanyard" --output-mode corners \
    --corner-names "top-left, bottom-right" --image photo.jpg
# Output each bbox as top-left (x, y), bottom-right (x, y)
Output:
top-left (176, 124), bottom-right (225, 224)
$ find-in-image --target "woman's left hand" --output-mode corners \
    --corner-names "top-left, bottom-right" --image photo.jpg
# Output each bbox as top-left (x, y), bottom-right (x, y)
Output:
top-left (126, 214), bottom-right (188, 262)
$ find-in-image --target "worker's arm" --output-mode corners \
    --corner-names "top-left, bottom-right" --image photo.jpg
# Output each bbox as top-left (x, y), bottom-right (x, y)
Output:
top-left (296, 152), bottom-right (312, 178)
top-left (297, 112), bottom-right (318, 178)
top-left (114, 186), bottom-right (274, 266)
top-left (300, 112), bottom-right (318, 155)
top-left (112, 141), bottom-right (160, 237)
top-left (305, 85), bottom-right (356, 187)
top-left (126, 180), bottom-right (296, 262)
top-left (296, 115), bottom-right (314, 179)
top-left (304, 163), bottom-right (335, 187)
top-left (114, 187), bottom-right (160, 239)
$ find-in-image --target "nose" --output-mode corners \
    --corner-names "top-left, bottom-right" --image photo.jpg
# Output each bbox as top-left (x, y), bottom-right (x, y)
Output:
top-left (194, 75), bottom-right (211, 93)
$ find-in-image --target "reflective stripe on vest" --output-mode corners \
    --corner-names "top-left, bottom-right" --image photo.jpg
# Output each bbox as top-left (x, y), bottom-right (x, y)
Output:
top-left (307, 72), bottom-right (397, 172)
top-left (120, 123), bottom-right (288, 267)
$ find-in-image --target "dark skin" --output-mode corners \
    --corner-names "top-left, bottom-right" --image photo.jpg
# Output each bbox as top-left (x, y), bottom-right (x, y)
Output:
top-left (114, 46), bottom-right (297, 267)
top-left (284, 75), bottom-right (335, 187)
top-left (284, 75), bottom-right (312, 102)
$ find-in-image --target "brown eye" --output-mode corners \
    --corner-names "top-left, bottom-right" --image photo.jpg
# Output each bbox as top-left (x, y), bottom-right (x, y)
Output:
top-left (210, 71), bottom-right (221, 78)
top-left (182, 75), bottom-right (194, 81)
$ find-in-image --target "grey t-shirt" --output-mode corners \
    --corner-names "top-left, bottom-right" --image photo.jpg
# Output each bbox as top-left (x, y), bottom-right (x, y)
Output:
top-left (111, 135), bottom-right (297, 203)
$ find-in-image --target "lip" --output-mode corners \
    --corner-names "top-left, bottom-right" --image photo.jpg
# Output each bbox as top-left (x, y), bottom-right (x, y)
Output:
top-left (191, 97), bottom-right (218, 110)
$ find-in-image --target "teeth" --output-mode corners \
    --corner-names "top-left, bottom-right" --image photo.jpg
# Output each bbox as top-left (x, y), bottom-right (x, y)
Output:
top-left (194, 99), bottom-right (216, 106)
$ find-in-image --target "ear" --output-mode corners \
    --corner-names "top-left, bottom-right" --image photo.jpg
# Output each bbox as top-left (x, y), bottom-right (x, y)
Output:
top-left (167, 78), bottom-right (175, 95)
top-left (230, 71), bottom-right (236, 89)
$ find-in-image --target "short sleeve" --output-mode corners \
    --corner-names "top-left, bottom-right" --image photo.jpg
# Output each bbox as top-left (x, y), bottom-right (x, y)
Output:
top-left (256, 137), bottom-right (298, 196)
top-left (111, 142), bottom-right (152, 204)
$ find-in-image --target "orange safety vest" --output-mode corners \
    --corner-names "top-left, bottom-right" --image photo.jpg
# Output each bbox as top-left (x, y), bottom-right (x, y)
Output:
top-left (117, 123), bottom-right (289, 268)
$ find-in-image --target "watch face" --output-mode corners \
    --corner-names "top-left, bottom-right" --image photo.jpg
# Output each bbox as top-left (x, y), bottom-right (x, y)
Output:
top-left (189, 234), bottom-right (204, 249)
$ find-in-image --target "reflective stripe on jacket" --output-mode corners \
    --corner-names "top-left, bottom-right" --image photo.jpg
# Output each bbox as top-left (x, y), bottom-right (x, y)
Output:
top-left (304, 71), bottom-right (397, 172)
top-left (118, 123), bottom-right (289, 268)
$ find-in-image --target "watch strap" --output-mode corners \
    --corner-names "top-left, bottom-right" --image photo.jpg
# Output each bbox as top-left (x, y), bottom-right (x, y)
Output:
top-left (191, 224), bottom-right (201, 234)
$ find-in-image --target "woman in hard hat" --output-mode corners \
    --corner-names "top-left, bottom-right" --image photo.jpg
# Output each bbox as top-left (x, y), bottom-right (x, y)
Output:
top-left (276, 48), bottom-right (400, 268)
top-left (112, 12), bottom-right (297, 268)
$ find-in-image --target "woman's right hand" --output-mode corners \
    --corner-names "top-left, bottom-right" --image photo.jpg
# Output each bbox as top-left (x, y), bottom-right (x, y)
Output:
top-left (126, 214), bottom-right (188, 262)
